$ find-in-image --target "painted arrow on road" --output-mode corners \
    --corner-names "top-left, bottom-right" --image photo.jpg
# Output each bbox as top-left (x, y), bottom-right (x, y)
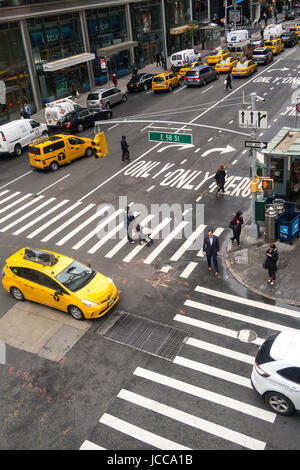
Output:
top-left (266, 67), bottom-right (289, 72)
top-left (201, 145), bottom-right (235, 158)
top-left (157, 143), bottom-right (195, 152)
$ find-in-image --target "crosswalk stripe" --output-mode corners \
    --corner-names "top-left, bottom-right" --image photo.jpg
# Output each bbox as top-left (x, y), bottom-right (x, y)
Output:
top-left (41, 203), bottom-right (95, 242)
top-left (180, 261), bottom-right (198, 278)
top-left (79, 440), bottom-right (106, 450)
top-left (170, 224), bottom-right (206, 261)
top-left (185, 299), bottom-right (300, 335)
top-left (0, 191), bottom-right (20, 206)
top-left (122, 216), bottom-right (167, 263)
top-left (144, 220), bottom-right (188, 265)
top-left (0, 197), bottom-right (56, 232)
top-left (13, 199), bottom-right (69, 236)
top-left (0, 193), bottom-right (32, 216)
top-left (173, 314), bottom-right (264, 345)
top-left (118, 389), bottom-right (265, 450)
top-left (173, 355), bottom-right (252, 388)
top-left (186, 337), bottom-right (255, 364)
top-left (0, 195), bottom-right (43, 224)
top-left (27, 200), bottom-right (83, 239)
top-left (196, 227), bottom-right (224, 257)
top-left (195, 285), bottom-right (300, 319)
top-left (56, 205), bottom-right (110, 247)
top-left (105, 236), bottom-right (128, 259)
top-left (99, 413), bottom-right (190, 450)
top-left (0, 190), bottom-right (10, 198)
top-left (134, 367), bottom-right (275, 423)
top-left (72, 208), bottom-right (124, 251)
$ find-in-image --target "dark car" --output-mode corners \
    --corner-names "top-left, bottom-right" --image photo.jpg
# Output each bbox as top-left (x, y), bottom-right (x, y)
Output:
top-left (285, 9), bottom-right (298, 20)
top-left (184, 65), bottom-right (219, 86)
top-left (127, 73), bottom-right (154, 92)
top-left (252, 46), bottom-right (273, 64)
top-left (281, 32), bottom-right (298, 47)
top-left (59, 107), bottom-right (112, 133)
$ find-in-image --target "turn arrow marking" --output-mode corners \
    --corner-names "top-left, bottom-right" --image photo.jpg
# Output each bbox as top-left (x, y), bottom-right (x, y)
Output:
top-left (266, 67), bottom-right (289, 72)
top-left (157, 143), bottom-right (195, 152)
top-left (201, 145), bottom-right (235, 158)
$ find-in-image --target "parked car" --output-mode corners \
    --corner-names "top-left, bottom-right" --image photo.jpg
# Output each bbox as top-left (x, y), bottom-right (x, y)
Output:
top-left (0, 119), bottom-right (48, 157)
top-left (281, 31), bottom-right (299, 47)
top-left (252, 47), bottom-right (273, 64)
top-left (184, 65), bottom-right (219, 86)
top-left (285, 9), bottom-right (298, 20)
top-left (127, 73), bottom-right (154, 92)
top-left (251, 331), bottom-right (300, 416)
top-left (86, 87), bottom-right (127, 110)
top-left (58, 107), bottom-right (112, 133)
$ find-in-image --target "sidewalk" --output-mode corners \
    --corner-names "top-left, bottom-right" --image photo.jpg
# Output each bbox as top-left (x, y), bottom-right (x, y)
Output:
top-left (226, 219), bottom-right (300, 307)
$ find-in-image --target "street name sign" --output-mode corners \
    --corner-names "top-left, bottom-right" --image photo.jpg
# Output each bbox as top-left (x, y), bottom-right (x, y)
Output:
top-left (148, 131), bottom-right (193, 145)
top-left (239, 110), bottom-right (268, 129)
top-left (245, 141), bottom-right (268, 149)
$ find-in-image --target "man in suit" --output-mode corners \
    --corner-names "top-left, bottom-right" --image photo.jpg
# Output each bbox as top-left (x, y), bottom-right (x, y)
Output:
top-left (202, 229), bottom-right (220, 276)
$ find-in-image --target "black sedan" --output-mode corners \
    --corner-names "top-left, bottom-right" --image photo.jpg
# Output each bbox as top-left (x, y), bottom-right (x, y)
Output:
top-left (127, 73), bottom-right (154, 92)
top-left (281, 32), bottom-right (298, 47)
top-left (58, 107), bottom-right (112, 133)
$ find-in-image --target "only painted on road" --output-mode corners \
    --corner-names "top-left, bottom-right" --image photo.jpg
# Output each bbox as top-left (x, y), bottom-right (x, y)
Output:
top-left (149, 131), bottom-right (193, 145)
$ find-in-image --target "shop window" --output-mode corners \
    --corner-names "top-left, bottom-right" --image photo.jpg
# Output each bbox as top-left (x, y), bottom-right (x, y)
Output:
top-left (270, 158), bottom-right (284, 184)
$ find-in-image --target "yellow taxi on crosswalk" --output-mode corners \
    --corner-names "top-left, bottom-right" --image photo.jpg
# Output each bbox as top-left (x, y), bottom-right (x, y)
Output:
top-left (2, 247), bottom-right (119, 320)
top-left (207, 48), bottom-right (230, 64)
top-left (179, 60), bottom-right (205, 77)
top-left (215, 57), bottom-right (238, 73)
top-left (289, 25), bottom-right (300, 37)
top-left (264, 38), bottom-right (284, 55)
top-left (232, 59), bottom-right (257, 77)
top-left (152, 72), bottom-right (181, 92)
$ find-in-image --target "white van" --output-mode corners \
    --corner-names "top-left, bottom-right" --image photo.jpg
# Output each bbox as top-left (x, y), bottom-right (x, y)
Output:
top-left (170, 49), bottom-right (201, 67)
top-left (264, 24), bottom-right (283, 40)
top-left (226, 29), bottom-right (249, 44)
top-left (45, 97), bottom-right (82, 128)
top-left (0, 119), bottom-right (48, 157)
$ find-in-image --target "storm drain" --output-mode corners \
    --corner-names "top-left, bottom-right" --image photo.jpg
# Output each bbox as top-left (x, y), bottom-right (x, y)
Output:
top-left (96, 311), bottom-right (189, 361)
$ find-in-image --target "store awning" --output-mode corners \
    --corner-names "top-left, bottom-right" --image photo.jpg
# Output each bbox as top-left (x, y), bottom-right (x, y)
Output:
top-left (43, 53), bottom-right (95, 72)
top-left (97, 41), bottom-right (138, 57)
top-left (170, 25), bottom-right (189, 35)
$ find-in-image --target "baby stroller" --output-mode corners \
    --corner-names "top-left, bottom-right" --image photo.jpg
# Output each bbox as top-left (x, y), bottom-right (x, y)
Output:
top-left (135, 223), bottom-right (153, 247)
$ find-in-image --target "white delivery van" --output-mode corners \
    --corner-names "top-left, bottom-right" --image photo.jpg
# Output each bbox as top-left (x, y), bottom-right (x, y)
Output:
top-left (226, 29), bottom-right (249, 44)
top-left (45, 97), bottom-right (82, 128)
top-left (0, 119), bottom-right (48, 157)
top-left (170, 49), bottom-right (201, 67)
top-left (264, 24), bottom-right (283, 40)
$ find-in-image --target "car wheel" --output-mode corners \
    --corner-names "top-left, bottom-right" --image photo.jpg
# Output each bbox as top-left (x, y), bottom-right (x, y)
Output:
top-left (264, 392), bottom-right (295, 416)
top-left (50, 161), bottom-right (59, 171)
top-left (85, 147), bottom-right (93, 157)
top-left (77, 124), bottom-right (84, 133)
top-left (106, 102), bottom-right (111, 110)
top-left (68, 305), bottom-right (85, 321)
top-left (144, 83), bottom-right (149, 90)
top-left (10, 286), bottom-right (25, 301)
top-left (202, 79), bottom-right (207, 86)
top-left (14, 144), bottom-right (22, 157)
top-left (122, 95), bottom-right (127, 102)
top-left (106, 111), bottom-right (113, 119)
top-left (215, 72), bottom-right (219, 80)
top-left (168, 84), bottom-right (173, 92)
top-left (42, 130), bottom-right (49, 137)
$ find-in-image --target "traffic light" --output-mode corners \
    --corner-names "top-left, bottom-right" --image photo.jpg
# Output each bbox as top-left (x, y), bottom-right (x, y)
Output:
top-left (250, 179), bottom-right (259, 193)
top-left (261, 178), bottom-right (274, 190)
top-left (93, 132), bottom-right (108, 159)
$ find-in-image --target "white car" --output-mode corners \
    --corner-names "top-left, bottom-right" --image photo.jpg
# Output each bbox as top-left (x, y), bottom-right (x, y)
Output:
top-left (251, 331), bottom-right (300, 416)
top-left (0, 119), bottom-right (48, 157)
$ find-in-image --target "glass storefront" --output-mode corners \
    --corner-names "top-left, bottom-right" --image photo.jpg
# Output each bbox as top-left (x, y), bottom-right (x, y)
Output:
top-left (193, 0), bottom-right (209, 46)
top-left (130, 0), bottom-right (164, 68)
top-left (28, 13), bottom-right (88, 103)
top-left (0, 0), bottom-right (52, 6)
top-left (165, 0), bottom-right (192, 54)
top-left (86, 6), bottom-right (129, 85)
top-left (0, 22), bottom-right (34, 124)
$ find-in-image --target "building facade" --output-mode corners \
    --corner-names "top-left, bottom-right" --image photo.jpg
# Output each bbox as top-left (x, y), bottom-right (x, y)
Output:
top-left (0, 0), bottom-right (210, 122)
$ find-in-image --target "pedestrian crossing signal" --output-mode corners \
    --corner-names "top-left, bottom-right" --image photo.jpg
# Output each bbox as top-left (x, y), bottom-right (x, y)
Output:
top-left (261, 178), bottom-right (273, 190)
top-left (93, 132), bottom-right (108, 159)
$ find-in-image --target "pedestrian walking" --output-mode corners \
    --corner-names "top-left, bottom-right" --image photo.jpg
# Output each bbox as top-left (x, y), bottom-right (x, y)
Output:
top-left (260, 27), bottom-right (264, 41)
top-left (112, 73), bottom-right (118, 87)
top-left (229, 210), bottom-right (244, 247)
top-left (132, 65), bottom-right (138, 79)
top-left (203, 229), bottom-right (220, 277)
top-left (23, 100), bottom-right (31, 118)
top-left (263, 12), bottom-right (268, 27)
top-left (225, 70), bottom-right (232, 90)
top-left (71, 82), bottom-right (78, 100)
top-left (264, 243), bottom-right (278, 286)
top-left (161, 54), bottom-right (167, 70)
top-left (20, 105), bottom-right (28, 119)
top-left (155, 52), bottom-right (161, 67)
top-left (121, 135), bottom-right (130, 162)
top-left (201, 36), bottom-right (206, 50)
top-left (215, 163), bottom-right (229, 197)
top-left (274, 10), bottom-right (278, 24)
top-left (124, 206), bottom-right (135, 244)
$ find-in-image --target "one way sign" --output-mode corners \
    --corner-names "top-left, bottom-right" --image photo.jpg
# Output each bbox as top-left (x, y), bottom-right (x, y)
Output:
top-left (238, 109), bottom-right (268, 129)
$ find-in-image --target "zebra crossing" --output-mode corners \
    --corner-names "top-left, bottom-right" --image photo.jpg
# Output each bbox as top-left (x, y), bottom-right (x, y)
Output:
top-left (0, 189), bottom-right (223, 268)
top-left (80, 286), bottom-right (300, 451)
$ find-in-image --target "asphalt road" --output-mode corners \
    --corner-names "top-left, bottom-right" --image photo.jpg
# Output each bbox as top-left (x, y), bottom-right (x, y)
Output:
top-left (1, 39), bottom-right (300, 454)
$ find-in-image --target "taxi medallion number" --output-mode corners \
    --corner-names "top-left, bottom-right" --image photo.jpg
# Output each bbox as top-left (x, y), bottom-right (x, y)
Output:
top-left (148, 131), bottom-right (193, 145)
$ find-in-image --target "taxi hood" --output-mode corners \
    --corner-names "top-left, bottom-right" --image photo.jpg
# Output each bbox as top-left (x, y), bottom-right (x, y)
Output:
top-left (76, 272), bottom-right (113, 302)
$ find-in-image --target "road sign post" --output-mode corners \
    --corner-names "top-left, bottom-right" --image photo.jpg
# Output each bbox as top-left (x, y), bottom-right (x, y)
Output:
top-left (249, 93), bottom-right (260, 239)
top-left (148, 131), bottom-right (193, 145)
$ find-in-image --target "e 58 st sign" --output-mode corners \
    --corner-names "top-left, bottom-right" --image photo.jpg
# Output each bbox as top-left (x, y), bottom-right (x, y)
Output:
top-left (149, 131), bottom-right (193, 145)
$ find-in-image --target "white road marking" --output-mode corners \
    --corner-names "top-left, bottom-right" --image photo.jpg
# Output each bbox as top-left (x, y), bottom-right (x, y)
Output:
top-left (180, 159), bottom-right (187, 164)
top-left (208, 137), bottom-right (213, 142)
top-left (0, 193), bottom-right (32, 215)
top-left (195, 148), bottom-right (201, 153)
top-left (1, 197), bottom-right (56, 232)
top-left (242, 149), bottom-right (247, 154)
top-left (146, 185), bottom-right (155, 192)
top-left (99, 413), bottom-right (190, 450)
top-left (107, 123), bottom-right (120, 131)
top-left (231, 159), bottom-right (238, 165)
top-left (0, 195), bottom-right (43, 224)
top-left (180, 261), bottom-right (198, 278)
top-left (170, 224), bottom-right (206, 262)
top-left (201, 85), bottom-right (214, 94)
top-left (0, 191), bottom-right (20, 206)
top-left (144, 220), bottom-right (188, 264)
top-left (228, 120), bottom-right (234, 124)
top-left (36, 174), bottom-right (70, 195)
top-left (186, 337), bottom-right (254, 364)
top-left (0, 171), bottom-right (32, 190)
top-left (80, 440), bottom-right (106, 450)
top-left (174, 85), bottom-right (187, 93)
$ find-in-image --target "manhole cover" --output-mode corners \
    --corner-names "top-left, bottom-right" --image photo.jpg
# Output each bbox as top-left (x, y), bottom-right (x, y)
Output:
top-left (95, 311), bottom-right (189, 361)
top-left (237, 329), bottom-right (257, 343)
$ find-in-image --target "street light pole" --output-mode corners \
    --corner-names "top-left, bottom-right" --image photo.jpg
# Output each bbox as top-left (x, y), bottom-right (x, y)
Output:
top-left (249, 92), bottom-right (259, 238)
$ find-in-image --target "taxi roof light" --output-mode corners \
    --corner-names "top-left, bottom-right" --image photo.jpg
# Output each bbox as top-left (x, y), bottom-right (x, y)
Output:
top-left (23, 248), bottom-right (58, 266)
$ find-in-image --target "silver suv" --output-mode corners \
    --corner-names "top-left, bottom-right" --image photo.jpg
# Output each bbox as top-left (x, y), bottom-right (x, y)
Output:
top-left (86, 87), bottom-right (127, 110)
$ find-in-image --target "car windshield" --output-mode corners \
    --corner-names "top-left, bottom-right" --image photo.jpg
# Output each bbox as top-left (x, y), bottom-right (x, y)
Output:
top-left (219, 59), bottom-right (229, 64)
top-left (130, 74), bottom-right (143, 83)
top-left (153, 76), bottom-right (165, 83)
top-left (186, 70), bottom-right (197, 76)
top-left (56, 261), bottom-right (96, 292)
top-left (210, 51), bottom-right (219, 56)
top-left (235, 62), bottom-right (247, 68)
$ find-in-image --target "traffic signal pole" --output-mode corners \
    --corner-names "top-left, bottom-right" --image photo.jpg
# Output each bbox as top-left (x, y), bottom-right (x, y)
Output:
top-left (249, 92), bottom-right (259, 238)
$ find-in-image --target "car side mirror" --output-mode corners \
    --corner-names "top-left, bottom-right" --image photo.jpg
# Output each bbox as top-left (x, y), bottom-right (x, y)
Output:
top-left (54, 290), bottom-right (63, 296)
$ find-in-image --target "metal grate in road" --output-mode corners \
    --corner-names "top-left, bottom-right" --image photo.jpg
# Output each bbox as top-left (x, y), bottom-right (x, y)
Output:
top-left (96, 311), bottom-right (189, 361)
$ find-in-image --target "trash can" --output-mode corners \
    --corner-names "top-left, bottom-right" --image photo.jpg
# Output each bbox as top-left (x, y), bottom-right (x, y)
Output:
top-left (264, 204), bottom-right (277, 243)
top-left (255, 197), bottom-right (267, 222)
top-left (272, 198), bottom-right (285, 214)
top-left (277, 210), bottom-right (300, 244)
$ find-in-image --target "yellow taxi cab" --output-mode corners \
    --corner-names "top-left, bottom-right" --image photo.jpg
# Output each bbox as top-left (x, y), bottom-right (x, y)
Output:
top-left (178, 60), bottom-right (206, 77)
top-left (289, 25), bottom-right (300, 37)
top-left (232, 59), bottom-right (257, 77)
top-left (1, 247), bottom-right (119, 320)
top-left (264, 38), bottom-right (284, 55)
top-left (215, 57), bottom-right (238, 73)
top-left (152, 72), bottom-right (181, 92)
top-left (207, 48), bottom-right (230, 64)
top-left (28, 134), bottom-right (96, 171)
